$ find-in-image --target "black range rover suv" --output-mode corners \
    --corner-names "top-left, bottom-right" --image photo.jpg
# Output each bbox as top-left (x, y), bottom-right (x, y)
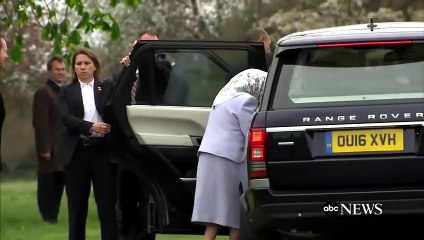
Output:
top-left (105, 41), bottom-right (267, 239)
top-left (242, 21), bottom-right (424, 239)
top-left (105, 21), bottom-right (424, 240)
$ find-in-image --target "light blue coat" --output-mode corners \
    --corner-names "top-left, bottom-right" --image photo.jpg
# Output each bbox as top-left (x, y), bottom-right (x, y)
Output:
top-left (198, 93), bottom-right (258, 163)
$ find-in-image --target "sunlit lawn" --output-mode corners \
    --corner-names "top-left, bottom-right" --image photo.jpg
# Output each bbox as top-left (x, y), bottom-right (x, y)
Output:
top-left (0, 178), bottom-right (225, 240)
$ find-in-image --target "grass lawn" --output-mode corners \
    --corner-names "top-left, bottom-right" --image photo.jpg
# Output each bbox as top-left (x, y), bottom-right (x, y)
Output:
top-left (0, 178), bottom-right (225, 240)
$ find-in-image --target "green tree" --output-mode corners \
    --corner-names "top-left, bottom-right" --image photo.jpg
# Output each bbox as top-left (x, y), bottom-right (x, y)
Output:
top-left (0, 0), bottom-right (143, 62)
top-left (0, 0), bottom-right (144, 171)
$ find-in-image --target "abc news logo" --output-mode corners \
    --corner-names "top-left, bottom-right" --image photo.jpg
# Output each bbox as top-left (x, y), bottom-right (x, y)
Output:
top-left (323, 201), bottom-right (383, 217)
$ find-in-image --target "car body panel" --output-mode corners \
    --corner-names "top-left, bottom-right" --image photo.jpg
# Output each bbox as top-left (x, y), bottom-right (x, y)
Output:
top-left (107, 40), bottom-right (267, 236)
top-left (244, 21), bottom-right (424, 235)
top-left (126, 105), bottom-right (209, 146)
top-left (277, 22), bottom-right (424, 46)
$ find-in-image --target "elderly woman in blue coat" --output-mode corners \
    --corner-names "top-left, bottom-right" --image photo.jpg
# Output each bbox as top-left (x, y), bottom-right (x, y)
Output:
top-left (191, 69), bottom-right (268, 240)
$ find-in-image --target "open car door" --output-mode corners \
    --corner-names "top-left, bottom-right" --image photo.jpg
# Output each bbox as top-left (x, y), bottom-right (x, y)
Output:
top-left (106, 40), bottom-right (267, 237)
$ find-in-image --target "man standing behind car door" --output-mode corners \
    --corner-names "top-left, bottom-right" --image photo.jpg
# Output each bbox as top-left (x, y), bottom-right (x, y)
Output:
top-left (229, 28), bottom-right (272, 79)
top-left (244, 28), bottom-right (273, 68)
top-left (111, 30), bottom-right (161, 240)
top-left (32, 56), bottom-right (66, 224)
top-left (116, 30), bottom-right (160, 104)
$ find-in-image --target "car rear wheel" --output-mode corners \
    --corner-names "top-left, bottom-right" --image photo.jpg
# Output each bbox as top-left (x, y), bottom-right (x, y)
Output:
top-left (240, 210), bottom-right (278, 240)
top-left (117, 166), bottom-right (157, 240)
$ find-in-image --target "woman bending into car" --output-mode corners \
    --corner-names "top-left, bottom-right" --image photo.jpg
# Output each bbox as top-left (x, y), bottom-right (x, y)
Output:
top-left (191, 68), bottom-right (268, 240)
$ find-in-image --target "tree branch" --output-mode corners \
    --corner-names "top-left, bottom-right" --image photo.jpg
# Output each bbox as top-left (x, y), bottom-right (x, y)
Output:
top-left (42, 0), bottom-right (54, 24)
top-left (29, 8), bottom-right (44, 27)
top-left (189, 0), bottom-right (211, 39)
top-left (4, 0), bottom-right (21, 34)
top-left (64, 5), bottom-right (69, 22)
top-left (178, 0), bottom-right (191, 9)
top-left (1, 1), bottom-right (14, 24)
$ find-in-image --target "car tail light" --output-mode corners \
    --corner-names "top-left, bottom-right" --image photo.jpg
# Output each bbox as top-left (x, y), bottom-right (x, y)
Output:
top-left (249, 169), bottom-right (267, 179)
top-left (318, 40), bottom-right (413, 48)
top-left (251, 145), bottom-right (265, 161)
top-left (248, 128), bottom-right (267, 179)
top-left (250, 129), bottom-right (265, 145)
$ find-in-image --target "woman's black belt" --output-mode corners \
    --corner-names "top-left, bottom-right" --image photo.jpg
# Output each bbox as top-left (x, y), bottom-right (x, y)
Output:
top-left (78, 137), bottom-right (105, 147)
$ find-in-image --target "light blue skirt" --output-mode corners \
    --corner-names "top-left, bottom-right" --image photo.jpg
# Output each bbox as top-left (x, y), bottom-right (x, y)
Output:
top-left (191, 152), bottom-right (247, 229)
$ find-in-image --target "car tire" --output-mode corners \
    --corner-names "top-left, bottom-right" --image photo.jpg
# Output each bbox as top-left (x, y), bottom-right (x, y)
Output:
top-left (240, 210), bottom-right (276, 240)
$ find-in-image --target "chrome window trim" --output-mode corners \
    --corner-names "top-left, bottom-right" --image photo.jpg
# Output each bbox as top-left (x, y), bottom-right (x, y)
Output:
top-left (180, 178), bottom-right (196, 182)
top-left (278, 141), bottom-right (295, 145)
top-left (267, 121), bottom-right (424, 132)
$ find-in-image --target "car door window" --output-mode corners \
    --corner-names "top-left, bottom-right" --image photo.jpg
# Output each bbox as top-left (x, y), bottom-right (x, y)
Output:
top-left (135, 49), bottom-right (248, 107)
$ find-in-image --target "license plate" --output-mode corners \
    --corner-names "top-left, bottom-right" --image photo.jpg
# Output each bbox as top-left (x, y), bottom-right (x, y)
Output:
top-left (326, 129), bottom-right (404, 153)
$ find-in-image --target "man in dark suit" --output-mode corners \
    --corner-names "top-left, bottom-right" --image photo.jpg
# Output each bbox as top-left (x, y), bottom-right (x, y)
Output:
top-left (32, 56), bottom-right (66, 223)
top-left (112, 30), bottom-right (160, 92)
top-left (244, 28), bottom-right (273, 68)
top-left (114, 30), bottom-right (171, 104)
top-left (229, 28), bottom-right (273, 79)
top-left (0, 36), bottom-right (9, 173)
top-left (111, 30), bottom-right (168, 240)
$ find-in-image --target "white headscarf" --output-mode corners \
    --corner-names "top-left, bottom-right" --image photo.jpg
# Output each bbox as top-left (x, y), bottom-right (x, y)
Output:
top-left (212, 68), bottom-right (268, 108)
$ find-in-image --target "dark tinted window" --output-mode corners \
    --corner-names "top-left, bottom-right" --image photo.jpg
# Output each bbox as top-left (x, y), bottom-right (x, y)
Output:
top-left (136, 49), bottom-right (248, 107)
top-left (272, 42), bottom-right (424, 109)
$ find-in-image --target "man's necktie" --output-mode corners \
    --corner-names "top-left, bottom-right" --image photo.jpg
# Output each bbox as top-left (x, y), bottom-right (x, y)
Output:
top-left (131, 79), bottom-right (138, 104)
top-left (131, 69), bottom-right (140, 104)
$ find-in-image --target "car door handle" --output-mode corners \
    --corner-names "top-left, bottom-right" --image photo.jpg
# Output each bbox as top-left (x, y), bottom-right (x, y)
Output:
top-left (191, 136), bottom-right (202, 146)
top-left (278, 141), bottom-right (294, 146)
